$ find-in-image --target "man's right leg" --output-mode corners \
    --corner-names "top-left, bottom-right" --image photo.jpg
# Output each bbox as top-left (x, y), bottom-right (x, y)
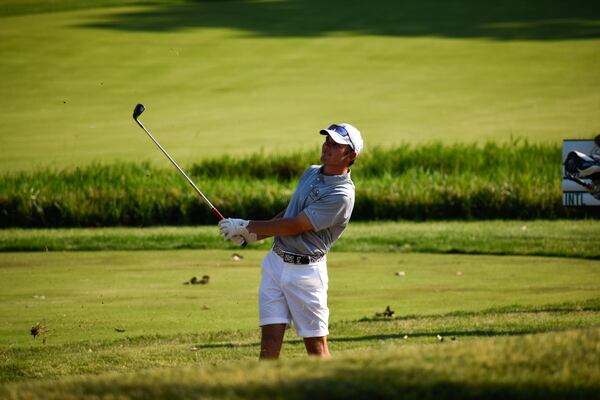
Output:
top-left (259, 251), bottom-right (291, 360)
top-left (259, 323), bottom-right (287, 359)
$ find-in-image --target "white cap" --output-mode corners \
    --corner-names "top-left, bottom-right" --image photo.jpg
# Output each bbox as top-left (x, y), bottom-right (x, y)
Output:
top-left (320, 123), bottom-right (364, 155)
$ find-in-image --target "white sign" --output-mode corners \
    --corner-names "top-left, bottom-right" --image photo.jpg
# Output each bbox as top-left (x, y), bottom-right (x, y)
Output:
top-left (562, 139), bottom-right (600, 206)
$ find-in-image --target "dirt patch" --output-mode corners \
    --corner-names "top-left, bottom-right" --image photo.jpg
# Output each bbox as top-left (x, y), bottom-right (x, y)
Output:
top-left (184, 275), bottom-right (210, 285)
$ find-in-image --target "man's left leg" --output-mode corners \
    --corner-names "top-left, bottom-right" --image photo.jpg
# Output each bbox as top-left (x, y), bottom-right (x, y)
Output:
top-left (284, 261), bottom-right (330, 356)
top-left (304, 336), bottom-right (331, 357)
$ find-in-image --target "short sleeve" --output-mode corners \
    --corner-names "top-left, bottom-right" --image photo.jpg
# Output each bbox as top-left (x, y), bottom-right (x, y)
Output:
top-left (303, 193), bottom-right (353, 232)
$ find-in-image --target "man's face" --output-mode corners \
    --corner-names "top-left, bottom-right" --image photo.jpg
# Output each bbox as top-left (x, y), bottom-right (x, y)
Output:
top-left (321, 135), bottom-right (355, 167)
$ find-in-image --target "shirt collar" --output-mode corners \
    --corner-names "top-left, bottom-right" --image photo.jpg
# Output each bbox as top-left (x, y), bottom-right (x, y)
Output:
top-left (318, 166), bottom-right (351, 184)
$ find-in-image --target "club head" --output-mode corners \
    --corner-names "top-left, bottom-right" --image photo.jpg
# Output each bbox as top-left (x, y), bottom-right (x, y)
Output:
top-left (133, 104), bottom-right (145, 120)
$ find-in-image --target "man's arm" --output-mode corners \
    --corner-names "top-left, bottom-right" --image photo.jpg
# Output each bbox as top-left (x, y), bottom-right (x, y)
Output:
top-left (249, 212), bottom-right (313, 238)
top-left (218, 212), bottom-right (313, 244)
top-left (254, 210), bottom-right (287, 240)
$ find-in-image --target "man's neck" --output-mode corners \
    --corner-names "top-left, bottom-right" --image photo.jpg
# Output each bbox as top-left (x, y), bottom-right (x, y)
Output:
top-left (321, 165), bottom-right (349, 176)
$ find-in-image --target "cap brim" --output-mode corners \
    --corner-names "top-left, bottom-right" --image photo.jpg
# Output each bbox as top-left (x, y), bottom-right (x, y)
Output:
top-left (320, 129), bottom-right (353, 148)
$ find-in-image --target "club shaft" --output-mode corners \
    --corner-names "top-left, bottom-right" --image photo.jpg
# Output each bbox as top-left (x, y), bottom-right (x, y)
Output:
top-left (135, 119), bottom-right (224, 220)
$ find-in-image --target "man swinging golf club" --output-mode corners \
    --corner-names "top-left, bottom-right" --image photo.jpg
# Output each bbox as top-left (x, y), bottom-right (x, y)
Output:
top-left (219, 123), bottom-right (364, 359)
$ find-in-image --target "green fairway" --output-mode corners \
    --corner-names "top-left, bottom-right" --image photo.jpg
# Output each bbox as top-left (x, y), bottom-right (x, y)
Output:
top-left (1, 220), bottom-right (599, 259)
top-left (1, 249), bottom-right (598, 347)
top-left (1, 1), bottom-right (599, 171)
top-left (0, 0), bottom-right (164, 17)
top-left (0, 250), bottom-right (600, 399)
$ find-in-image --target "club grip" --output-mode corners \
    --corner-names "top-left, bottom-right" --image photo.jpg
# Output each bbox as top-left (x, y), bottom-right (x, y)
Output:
top-left (211, 207), bottom-right (225, 220)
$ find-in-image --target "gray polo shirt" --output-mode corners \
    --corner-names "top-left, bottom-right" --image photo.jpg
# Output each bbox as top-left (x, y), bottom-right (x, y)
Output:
top-left (274, 165), bottom-right (355, 257)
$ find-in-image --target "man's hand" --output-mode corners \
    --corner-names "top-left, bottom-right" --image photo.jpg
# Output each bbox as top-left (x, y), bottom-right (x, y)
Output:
top-left (230, 235), bottom-right (246, 246)
top-left (219, 218), bottom-right (258, 244)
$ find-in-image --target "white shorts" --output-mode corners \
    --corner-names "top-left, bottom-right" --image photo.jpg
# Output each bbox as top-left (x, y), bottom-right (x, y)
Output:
top-left (259, 249), bottom-right (329, 338)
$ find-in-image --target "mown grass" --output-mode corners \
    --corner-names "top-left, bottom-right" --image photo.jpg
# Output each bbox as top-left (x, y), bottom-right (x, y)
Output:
top-left (1, 250), bottom-right (598, 396)
top-left (1, 143), bottom-right (595, 226)
top-left (1, 1), bottom-right (599, 171)
top-left (2, 250), bottom-right (599, 346)
top-left (1, 298), bottom-right (599, 384)
top-left (0, 0), bottom-right (174, 17)
top-left (1, 220), bottom-right (599, 259)
top-left (1, 324), bottom-right (599, 398)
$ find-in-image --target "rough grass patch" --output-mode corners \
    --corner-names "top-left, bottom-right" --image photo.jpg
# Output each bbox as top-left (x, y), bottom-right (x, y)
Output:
top-left (1, 143), bottom-right (596, 227)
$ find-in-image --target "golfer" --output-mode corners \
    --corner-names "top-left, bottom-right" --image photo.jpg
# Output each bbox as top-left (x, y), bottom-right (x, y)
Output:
top-left (218, 123), bottom-right (363, 359)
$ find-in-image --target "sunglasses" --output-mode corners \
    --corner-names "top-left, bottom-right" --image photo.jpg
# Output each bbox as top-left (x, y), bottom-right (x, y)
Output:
top-left (327, 124), bottom-right (355, 151)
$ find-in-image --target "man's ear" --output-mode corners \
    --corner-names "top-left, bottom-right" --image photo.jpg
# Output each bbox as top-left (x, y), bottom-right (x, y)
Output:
top-left (345, 150), bottom-right (357, 163)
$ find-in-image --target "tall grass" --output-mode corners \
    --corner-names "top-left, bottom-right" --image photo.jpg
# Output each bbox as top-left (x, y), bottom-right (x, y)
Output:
top-left (189, 141), bottom-right (558, 180)
top-left (0, 142), bottom-right (593, 227)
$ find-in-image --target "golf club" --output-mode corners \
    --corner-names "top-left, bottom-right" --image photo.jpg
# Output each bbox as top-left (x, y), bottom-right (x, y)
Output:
top-left (133, 104), bottom-right (246, 246)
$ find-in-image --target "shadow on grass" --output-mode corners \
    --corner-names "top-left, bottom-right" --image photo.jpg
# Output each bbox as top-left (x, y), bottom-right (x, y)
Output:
top-left (193, 299), bottom-right (600, 350)
top-left (192, 327), bottom-right (546, 350)
top-left (80, 0), bottom-right (600, 40)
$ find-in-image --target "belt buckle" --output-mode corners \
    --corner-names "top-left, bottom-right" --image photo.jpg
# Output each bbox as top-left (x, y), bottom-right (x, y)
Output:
top-left (275, 245), bottom-right (313, 265)
top-left (282, 252), bottom-right (308, 265)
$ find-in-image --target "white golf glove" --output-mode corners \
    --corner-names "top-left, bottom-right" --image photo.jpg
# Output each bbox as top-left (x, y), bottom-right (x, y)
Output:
top-left (218, 218), bottom-right (258, 244)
